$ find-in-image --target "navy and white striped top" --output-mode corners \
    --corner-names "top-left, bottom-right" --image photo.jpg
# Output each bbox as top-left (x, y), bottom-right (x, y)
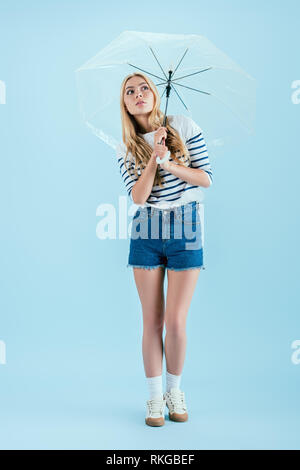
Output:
top-left (116, 114), bottom-right (213, 209)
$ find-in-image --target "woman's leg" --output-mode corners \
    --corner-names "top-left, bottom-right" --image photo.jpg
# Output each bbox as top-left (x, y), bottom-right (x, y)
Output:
top-left (164, 268), bottom-right (201, 375)
top-left (133, 266), bottom-right (166, 377)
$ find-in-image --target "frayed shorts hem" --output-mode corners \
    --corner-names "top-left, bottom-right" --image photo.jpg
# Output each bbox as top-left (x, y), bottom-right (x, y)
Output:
top-left (126, 263), bottom-right (165, 270)
top-left (126, 263), bottom-right (205, 271)
top-left (167, 265), bottom-right (205, 271)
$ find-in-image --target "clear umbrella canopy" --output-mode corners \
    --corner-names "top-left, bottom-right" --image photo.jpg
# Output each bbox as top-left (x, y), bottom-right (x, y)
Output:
top-left (75, 30), bottom-right (256, 159)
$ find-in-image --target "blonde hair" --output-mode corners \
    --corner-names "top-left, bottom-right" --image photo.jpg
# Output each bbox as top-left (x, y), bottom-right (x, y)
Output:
top-left (119, 72), bottom-right (191, 188)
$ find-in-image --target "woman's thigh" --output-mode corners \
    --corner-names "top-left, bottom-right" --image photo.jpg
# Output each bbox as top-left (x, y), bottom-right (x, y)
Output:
top-left (133, 266), bottom-right (166, 329)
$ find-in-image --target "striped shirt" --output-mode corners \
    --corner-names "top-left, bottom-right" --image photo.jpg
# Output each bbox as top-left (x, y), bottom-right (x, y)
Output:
top-left (116, 114), bottom-right (213, 209)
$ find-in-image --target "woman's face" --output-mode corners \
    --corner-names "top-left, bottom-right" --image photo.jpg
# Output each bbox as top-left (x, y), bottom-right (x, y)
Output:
top-left (124, 76), bottom-right (154, 116)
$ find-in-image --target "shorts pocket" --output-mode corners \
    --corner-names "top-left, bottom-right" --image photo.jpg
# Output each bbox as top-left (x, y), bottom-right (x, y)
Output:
top-left (182, 203), bottom-right (201, 225)
top-left (182, 212), bottom-right (201, 225)
top-left (133, 209), bottom-right (149, 221)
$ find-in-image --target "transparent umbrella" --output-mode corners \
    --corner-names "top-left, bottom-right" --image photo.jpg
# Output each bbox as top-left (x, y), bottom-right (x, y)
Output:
top-left (75, 30), bottom-right (256, 160)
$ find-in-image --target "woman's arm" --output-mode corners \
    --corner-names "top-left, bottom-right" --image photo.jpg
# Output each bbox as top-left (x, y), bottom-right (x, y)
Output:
top-left (161, 160), bottom-right (211, 188)
top-left (132, 127), bottom-right (169, 204)
top-left (131, 152), bottom-right (158, 205)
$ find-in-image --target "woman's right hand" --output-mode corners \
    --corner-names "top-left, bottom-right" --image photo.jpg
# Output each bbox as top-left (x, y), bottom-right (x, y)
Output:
top-left (152, 127), bottom-right (168, 160)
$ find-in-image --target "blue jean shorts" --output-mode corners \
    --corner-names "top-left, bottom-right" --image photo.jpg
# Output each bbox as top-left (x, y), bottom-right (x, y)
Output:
top-left (127, 200), bottom-right (205, 271)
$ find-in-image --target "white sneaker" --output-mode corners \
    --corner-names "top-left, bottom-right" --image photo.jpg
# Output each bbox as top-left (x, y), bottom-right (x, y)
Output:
top-left (163, 388), bottom-right (188, 422)
top-left (145, 396), bottom-right (166, 426)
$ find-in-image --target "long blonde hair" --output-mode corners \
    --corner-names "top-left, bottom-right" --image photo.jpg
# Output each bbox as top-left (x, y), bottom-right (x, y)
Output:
top-left (119, 72), bottom-right (191, 188)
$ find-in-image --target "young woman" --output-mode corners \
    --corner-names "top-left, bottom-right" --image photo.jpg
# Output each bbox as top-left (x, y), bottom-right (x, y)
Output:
top-left (116, 72), bottom-right (213, 427)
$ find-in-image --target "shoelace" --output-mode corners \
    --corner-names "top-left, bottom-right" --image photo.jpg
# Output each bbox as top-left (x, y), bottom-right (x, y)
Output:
top-left (167, 390), bottom-right (187, 412)
top-left (147, 398), bottom-right (165, 417)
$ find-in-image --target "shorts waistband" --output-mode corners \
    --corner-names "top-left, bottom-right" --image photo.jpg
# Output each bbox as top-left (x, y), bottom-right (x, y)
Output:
top-left (140, 200), bottom-right (199, 216)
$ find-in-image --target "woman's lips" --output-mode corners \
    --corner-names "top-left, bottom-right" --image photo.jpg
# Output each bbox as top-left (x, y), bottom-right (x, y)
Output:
top-left (136, 102), bottom-right (145, 106)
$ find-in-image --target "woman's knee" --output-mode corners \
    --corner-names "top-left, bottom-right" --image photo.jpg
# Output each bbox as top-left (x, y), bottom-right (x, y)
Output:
top-left (164, 314), bottom-right (186, 335)
top-left (143, 315), bottom-right (164, 332)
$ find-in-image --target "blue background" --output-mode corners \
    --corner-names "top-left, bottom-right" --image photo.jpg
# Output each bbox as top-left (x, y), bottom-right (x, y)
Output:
top-left (0, 0), bottom-right (299, 450)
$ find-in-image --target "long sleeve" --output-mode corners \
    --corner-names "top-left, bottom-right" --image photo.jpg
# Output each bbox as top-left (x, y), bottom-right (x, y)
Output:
top-left (182, 115), bottom-right (213, 185)
top-left (116, 142), bottom-right (139, 201)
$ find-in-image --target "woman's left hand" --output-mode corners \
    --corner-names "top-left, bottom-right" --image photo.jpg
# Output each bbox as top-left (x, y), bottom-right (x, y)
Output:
top-left (156, 138), bottom-right (171, 171)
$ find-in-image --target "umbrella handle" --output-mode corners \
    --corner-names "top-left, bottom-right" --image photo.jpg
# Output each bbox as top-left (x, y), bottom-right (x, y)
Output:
top-left (155, 135), bottom-right (170, 164)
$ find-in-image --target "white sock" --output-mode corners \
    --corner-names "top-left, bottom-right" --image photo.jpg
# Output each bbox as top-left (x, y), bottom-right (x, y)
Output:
top-left (166, 370), bottom-right (182, 392)
top-left (147, 374), bottom-right (163, 400)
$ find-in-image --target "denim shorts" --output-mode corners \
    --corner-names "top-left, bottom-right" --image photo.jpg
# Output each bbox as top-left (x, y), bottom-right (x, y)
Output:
top-left (127, 200), bottom-right (205, 271)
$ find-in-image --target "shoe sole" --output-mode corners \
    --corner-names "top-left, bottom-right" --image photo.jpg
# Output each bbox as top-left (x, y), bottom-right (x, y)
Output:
top-left (168, 411), bottom-right (188, 422)
top-left (145, 417), bottom-right (165, 426)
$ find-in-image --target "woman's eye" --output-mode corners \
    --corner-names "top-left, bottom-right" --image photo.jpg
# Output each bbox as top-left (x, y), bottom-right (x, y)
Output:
top-left (127, 85), bottom-right (148, 95)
